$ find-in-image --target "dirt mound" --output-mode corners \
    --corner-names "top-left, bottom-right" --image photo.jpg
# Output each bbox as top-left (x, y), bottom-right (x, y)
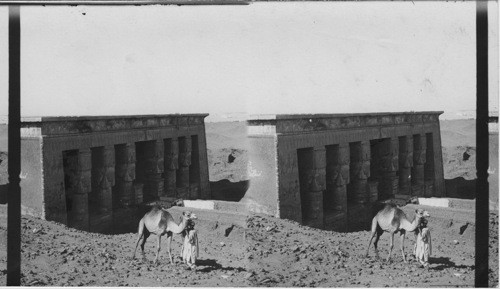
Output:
top-left (442, 146), bottom-right (476, 180)
top-left (208, 148), bottom-right (248, 183)
top-left (206, 121), bottom-right (249, 184)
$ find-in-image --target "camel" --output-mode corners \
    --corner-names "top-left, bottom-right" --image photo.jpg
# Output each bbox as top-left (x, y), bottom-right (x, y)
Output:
top-left (365, 203), bottom-right (429, 263)
top-left (132, 205), bottom-right (197, 265)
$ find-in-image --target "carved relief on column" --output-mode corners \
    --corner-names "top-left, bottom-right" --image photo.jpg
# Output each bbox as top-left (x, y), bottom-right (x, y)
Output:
top-left (71, 148), bottom-right (91, 230)
top-left (304, 147), bottom-right (326, 229)
top-left (178, 137), bottom-right (192, 188)
top-left (115, 143), bottom-right (136, 207)
top-left (144, 140), bottom-right (164, 200)
top-left (164, 138), bottom-right (179, 198)
top-left (411, 134), bottom-right (426, 196)
top-left (379, 138), bottom-right (399, 200)
top-left (43, 151), bottom-right (67, 224)
top-left (95, 146), bottom-right (115, 215)
top-left (349, 141), bottom-right (371, 204)
top-left (424, 133), bottom-right (435, 197)
top-left (398, 136), bottom-right (413, 195)
top-left (326, 143), bottom-right (350, 213)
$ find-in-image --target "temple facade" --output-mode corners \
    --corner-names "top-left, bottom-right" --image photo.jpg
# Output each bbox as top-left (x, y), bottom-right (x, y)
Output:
top-left (245, 112), bottom-right (444, 231)
top-left (20, 114), bottom-right (210, 233)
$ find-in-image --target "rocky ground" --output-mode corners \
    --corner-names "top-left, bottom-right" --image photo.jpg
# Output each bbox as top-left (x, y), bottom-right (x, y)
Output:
top-left (0, 204), bottom-right (497, 287)
top-left (0, 119), bottom-right (498, 287)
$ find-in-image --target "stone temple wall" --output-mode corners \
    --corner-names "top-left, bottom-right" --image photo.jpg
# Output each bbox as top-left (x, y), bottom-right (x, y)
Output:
top-left (20, 114), bottom-right (210, 233)
top-left (245, 112), bottom-right (445, 231)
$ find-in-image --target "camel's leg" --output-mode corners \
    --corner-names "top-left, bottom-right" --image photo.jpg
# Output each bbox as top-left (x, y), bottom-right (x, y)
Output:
top-left (386, 232), bottom-right (395, 262)
top-left (400, 231), bottom-right (407, 263)
top-left (153, 234), bottom-right (161, 265)
top-left (140, 231), bottom-right (150, 260)
top-left (365, 217), bottom-right (378, 257)
top-left (166, 232), bottom-right (174, 264)
top-left (132, 219), bottom-right (145, 259)
top-left (373, 229), bottom-right (383, 259)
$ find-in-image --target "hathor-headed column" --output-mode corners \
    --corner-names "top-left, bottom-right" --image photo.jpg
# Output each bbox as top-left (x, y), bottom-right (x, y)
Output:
top-left (177, 137), bottom-right (192, 192)
top-left (303, 147), bottom-right (326, 229)
top-left (379, 138), bottom-right (399, 200)
top-left (93, 146), bottom-right (115, 215)
top-left (115, 143), bottom-right (136, 207)
top-left (349, 141), bottom-right (371, 204)
top-left (424, 133), bottom-right (436, 197)
top-left (144, 140), bottom-right (164, 201)
top-left (164, 138), bottom-right (179, 198)
top-left (70, 148), bottom-right (91, 231)
top-left (43, 151), bottom-right (67, 224)
top-left (326, 143), bottom-right (350, 213)
top-left (398, 136), bottom-right (413, 195)
top-left (411, 134), bottom-right (426, 197)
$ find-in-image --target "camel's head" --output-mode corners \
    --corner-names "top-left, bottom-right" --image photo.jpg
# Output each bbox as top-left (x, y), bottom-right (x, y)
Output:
top-left (182, 211), bottom-right (197, 221)
top-left (415, 209), bottom-right (430, 218)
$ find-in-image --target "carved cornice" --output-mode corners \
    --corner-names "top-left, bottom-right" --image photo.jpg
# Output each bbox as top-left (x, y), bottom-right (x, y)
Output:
top-left (247, 112), bottom-right (443, 135)
top-left (20, 114), bottom-right (209, 137)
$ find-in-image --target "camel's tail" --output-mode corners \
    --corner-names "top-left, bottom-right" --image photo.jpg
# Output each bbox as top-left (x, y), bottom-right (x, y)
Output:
top-left (136, 218), bottom-right (145, 236)
top-left (370, 215), bottom-right (379, 234)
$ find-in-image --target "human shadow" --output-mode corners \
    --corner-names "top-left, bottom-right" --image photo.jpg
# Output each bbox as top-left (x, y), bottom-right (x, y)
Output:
top-left (430, 256), bottom-right (474, 271)
top-left (196, 258), bottom-right (246, 273)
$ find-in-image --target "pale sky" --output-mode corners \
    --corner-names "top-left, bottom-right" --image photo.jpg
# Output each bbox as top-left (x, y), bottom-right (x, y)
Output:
top-left (0, 2), bottom-right (497, 120)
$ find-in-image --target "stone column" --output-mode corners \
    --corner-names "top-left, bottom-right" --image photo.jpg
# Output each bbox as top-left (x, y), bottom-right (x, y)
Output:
top-left (93, 146), bottom-right (115, 215)
top-left (71, 148), bottom-right (91, 231)
top-left (189, 135), bottom-right (201, 199)
top-left (349, 141), bottom-right (371, 204)
top-left (164, 138), bottom-right (179, 198)
top-left (325, 143), bottom-right (350, 231)
top-left (411, 134), bottom-right (426, 197)
top-left (303, 147), bottom-right (326, 229)
top-left (398, 136), bottom-right (413, 195)
top-left (144, 140), bottom-right (164, 201)
top-left (115, 144), bottom-right (136, 207)
top-left (43, 151), bottom-right (67, 224)
top-left (326, 143), bottom-right (350, 212)
top-left (177, 137), bottom-right (192, 198)
top-left (379, 138), bottom-right (399, 200)
top-left (424, 133), bottom-right (435, 197)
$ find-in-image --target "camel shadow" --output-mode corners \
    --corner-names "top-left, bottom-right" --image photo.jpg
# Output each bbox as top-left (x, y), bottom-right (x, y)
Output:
top-left (430, 257), bottom-right (474, 271)
top-left (196, 258), bottom-right (245, 273)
